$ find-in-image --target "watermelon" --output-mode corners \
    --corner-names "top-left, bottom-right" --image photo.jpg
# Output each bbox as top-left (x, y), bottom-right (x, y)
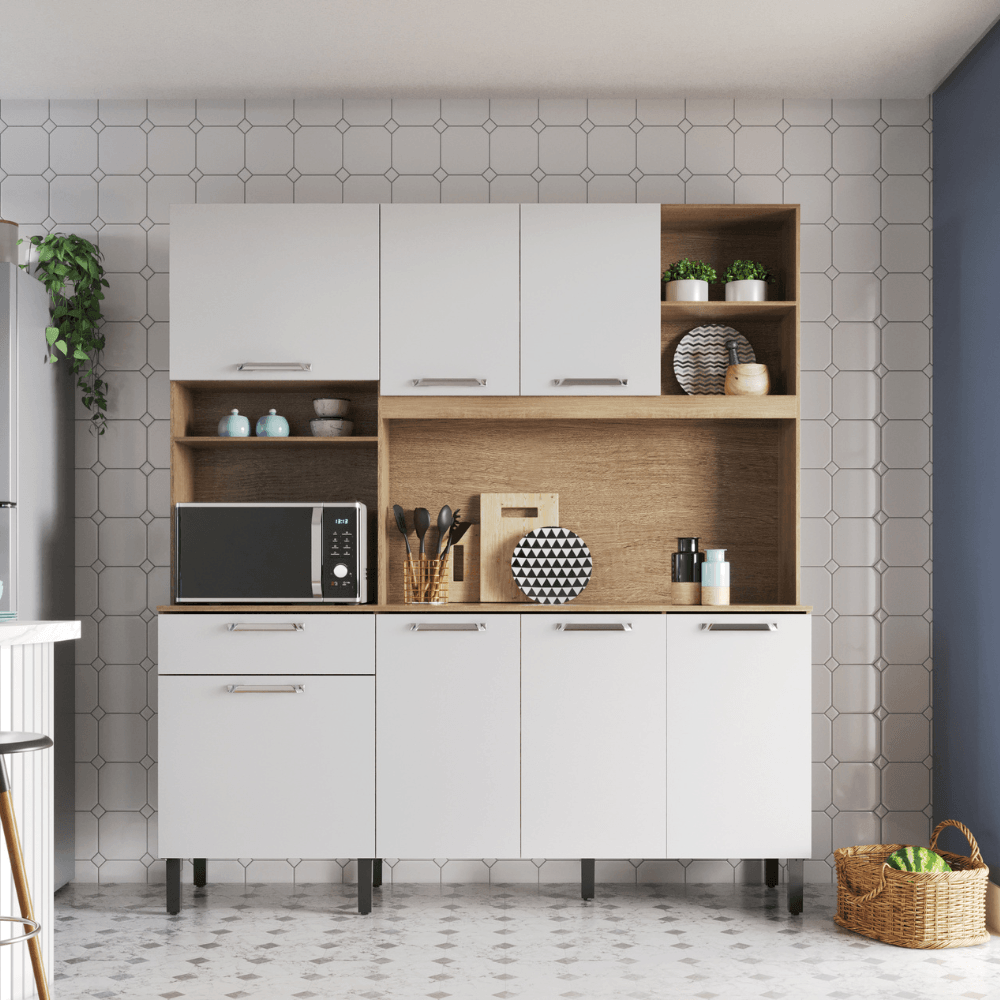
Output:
top-left (886, 846), bottom-right (952, 873)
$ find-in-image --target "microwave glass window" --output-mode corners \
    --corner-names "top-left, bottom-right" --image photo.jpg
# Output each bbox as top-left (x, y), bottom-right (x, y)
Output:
top-left (177, 507), bottom-right (313, 600)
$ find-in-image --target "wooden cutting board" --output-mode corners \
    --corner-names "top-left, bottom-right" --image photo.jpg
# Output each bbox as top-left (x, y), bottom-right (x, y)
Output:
top-left (480, 493), bottom-right (559, 602)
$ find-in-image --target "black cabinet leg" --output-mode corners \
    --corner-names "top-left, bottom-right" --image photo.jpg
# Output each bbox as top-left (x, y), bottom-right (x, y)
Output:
top-left (193, 858), bottom-right (207, 887)
top-left (357, 859), bottom-right (373, 914)
top-left (166, 859), bottom-right (181, 914)
top-left (372, 858), bottom-right (383, 888)
top-left (787, 858), bottom-right (803, 915)
top-left (581, 859), bottom-right (595, 901)
top-left (765, 858), bottom-right (779, 888)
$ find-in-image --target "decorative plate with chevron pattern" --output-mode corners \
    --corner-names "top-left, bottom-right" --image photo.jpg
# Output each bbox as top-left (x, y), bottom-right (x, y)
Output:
top-left (673, 325), bottom-right (755, 395)
top-left (511, 526), bottom-right (592, 605)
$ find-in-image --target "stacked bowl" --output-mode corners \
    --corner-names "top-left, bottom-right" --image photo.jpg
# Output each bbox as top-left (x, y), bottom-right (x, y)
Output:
top-left (310, 398), bottom-right (353, 437)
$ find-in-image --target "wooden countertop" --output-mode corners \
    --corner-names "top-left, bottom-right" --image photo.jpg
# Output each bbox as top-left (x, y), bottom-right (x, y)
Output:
top-left (157, 604), bottom-right (812, 614)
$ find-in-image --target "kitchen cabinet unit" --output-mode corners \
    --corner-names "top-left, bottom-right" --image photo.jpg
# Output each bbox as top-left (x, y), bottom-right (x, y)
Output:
top-left (521, 614), bottom-right (667, 858)
top-left (665, 613), bottom-right (811, 859)
top-left (380, 204), bottom-right (521, 396)
top-left (519, 204), bottom-right (661, 395)
top-left (161, 203), bottom-right (809, 916)
top-left (169, 204), bottom-right (380, 381)
top-left (157, 614), bottom-right (375, 911)
top-left (375, 614), bottom-right (520, 859)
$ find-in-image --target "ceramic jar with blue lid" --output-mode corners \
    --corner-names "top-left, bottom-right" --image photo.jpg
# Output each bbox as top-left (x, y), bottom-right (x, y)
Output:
top-left (218, 409), bottom-right (250, 437)
top-left (256, 409), bottom-right (290, 437)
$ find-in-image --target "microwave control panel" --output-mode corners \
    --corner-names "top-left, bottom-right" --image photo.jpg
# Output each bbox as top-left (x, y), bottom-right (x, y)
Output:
top-left (322, 507), bottom-right (365, 602)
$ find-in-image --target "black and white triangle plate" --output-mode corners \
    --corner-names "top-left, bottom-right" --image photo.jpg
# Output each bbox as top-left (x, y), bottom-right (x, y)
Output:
top-left (511, 526), bottom-right (593, 605)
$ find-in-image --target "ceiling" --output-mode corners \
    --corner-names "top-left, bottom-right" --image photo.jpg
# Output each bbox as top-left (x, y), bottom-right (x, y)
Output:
top-left (1, 0), bottom-right (998, 100)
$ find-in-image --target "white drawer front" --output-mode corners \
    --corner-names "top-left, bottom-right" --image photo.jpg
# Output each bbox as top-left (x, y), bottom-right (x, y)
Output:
top-left (521, 614), bottom-right (667, 858)
top-left (666, 613), bottom-right (812, 858)
top-left (158, 613), bottom-right (374, 675)
top-left (376, 614), bottom-right (521, 858)
top-left (158, 674), bottom-right (374, 858)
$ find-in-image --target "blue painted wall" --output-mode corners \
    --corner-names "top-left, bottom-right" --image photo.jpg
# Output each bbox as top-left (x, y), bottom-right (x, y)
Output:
top-left (933, 23), bottom-right (1000, 866)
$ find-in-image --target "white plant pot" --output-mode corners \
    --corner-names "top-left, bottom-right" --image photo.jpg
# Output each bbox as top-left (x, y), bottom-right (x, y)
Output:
top-left (665, 279), bottom-right (709, 302)
top-left (725, 279), bottom-right (768, 302)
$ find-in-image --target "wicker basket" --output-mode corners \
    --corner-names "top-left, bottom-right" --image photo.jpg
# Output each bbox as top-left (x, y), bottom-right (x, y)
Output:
top-left (834, 819), bottom-right (990, 948)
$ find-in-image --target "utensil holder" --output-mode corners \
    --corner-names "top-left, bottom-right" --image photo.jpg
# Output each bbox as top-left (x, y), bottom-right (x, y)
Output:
top-left (403, 556), bottom-right (450, 605)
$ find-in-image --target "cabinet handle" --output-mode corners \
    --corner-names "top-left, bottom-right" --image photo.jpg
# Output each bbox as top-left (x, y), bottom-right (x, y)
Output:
top-left (409, 622), bottom-right (487, 632)
top-left (551, 378), bottom-right (628, 387)
top-left (227, 622), bottom-right (305, 632)
top-left (236, 361), bottom-right (313, 372)
top-left (700, 622), bottom-right (777, 631)
top-left (555, 622), bottom-right (632, 631)
top-left (227, 684), bottom-right (305, 694)
top-left (411, 378), bottom-right (487, 388)
top-left (311, 507), bottom-right (323, 598)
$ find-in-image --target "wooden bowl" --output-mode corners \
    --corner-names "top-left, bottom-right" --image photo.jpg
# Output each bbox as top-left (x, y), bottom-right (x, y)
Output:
top-left (724, 363), bottom-right (769, 396)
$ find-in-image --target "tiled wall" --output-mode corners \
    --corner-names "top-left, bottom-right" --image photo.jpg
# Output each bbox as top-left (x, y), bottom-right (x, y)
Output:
top-left (0, 97), bottom-right (933, 886)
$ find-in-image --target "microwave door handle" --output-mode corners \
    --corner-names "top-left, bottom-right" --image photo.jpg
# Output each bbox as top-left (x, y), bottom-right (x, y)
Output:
top-left (311, 507), bottom-right (323, 597)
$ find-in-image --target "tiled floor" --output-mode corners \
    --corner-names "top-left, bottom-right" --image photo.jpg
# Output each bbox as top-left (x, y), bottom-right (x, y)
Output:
top-left (54, 882), bottom-right (998, 999)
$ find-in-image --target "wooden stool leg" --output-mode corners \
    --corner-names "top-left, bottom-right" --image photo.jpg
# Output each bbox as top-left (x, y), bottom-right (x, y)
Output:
top-left (0, 789), bottom-right (50, 1000)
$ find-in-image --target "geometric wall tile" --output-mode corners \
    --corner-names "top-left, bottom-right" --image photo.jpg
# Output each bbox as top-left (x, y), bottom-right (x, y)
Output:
top-left (16, 95), bottom-right (930, 886)
top-left (832, 762), bottom-right (880, 811)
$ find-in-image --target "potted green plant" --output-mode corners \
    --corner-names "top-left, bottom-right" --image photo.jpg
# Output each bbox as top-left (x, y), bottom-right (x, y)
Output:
top-left (19, 233), bottom-right (110, 432)
top-left (723, 260), bottom-right (774, 302)
top-left (663, 258), bottom-right (717, 302)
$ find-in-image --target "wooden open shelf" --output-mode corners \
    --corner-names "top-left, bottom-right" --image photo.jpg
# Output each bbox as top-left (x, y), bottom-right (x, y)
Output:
top-left (173, 436), bottom-right (378, 448)
top-left (380, 396), bottom-right (798, 420)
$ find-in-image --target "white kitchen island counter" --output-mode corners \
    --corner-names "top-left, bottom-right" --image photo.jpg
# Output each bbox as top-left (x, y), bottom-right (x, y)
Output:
top-left (0, 620), bottom-right (79, 1000)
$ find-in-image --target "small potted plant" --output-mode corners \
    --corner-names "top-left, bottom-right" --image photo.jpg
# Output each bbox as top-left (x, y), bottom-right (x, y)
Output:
top-left (723, 260), bottom-right (774, 302)
top-left (663, 258), bottom-right (717, 302)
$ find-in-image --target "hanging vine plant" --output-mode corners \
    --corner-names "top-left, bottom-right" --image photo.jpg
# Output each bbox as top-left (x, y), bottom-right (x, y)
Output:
top-left (19, 232), bottom-right (110, 433)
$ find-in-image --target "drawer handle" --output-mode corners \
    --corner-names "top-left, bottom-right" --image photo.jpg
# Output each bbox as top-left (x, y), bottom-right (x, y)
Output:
top-left (700, 622), bottom-right (777, 631)
top-left (556, 622), bottom-right (632, 631)
top-left (409, 622), bottom-right (487, 632)
top-left (551, 378), bottom-right (628, 387)
top-left (237, 361), bottom-right (312, 372)
top-left (227, 684), bottom-right (305, 694)
top-left (227, 622), bottom-right (305, 632)
top-left (411, 378), bottom-right (487, 388)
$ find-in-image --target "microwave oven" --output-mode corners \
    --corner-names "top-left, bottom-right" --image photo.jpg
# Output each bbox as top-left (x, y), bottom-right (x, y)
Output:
top-left (175, 502), bottom-right (367, 604)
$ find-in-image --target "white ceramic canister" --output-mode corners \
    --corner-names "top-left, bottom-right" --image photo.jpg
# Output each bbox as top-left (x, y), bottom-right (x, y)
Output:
top-left (725, 279), bottom-right (768, 302)
top-left (665, 279), bottom-right (709, 302)
top-left (701, 548), bottom-right (730, 606)
top-left (0, 220), bottom-right (18, 265)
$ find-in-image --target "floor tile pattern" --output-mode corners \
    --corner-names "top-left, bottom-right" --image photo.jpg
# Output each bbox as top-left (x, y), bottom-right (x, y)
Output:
top-left (54, 882), bottom-right (997, 1000)
top-left (0, 96), bottom-right (934, 884)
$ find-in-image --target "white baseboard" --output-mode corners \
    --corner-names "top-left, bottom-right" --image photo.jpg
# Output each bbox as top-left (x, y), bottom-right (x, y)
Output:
top-left (988, 881), bottom-right (1000, 935)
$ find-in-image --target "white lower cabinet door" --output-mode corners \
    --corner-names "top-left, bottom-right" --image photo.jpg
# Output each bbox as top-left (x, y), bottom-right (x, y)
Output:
top-left (158, 675), bottom-right (374, 859)
top-left (665, 614), bottom-right (812, 859)
top-left (521, 615), bottom-right (667, 858)
top-left (376, 615), bottom-right (520, 858)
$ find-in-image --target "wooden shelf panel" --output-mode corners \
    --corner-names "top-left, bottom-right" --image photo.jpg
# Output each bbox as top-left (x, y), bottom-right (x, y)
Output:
top-left (157, 603), bottom-right (812, 614)
top-left (661, 301), bottom-right (796, 319)
top-left (379, 395), bottom-right (798, 420)
top-left (173, 436), bottom-right (378, 448)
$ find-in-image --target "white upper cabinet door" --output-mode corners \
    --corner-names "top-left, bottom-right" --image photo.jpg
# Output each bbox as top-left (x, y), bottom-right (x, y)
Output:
top-left (521, 615), bottom-right (667, 858)
top-left (375, 614), bottom-right (521, 858)
top-left (665, 614), bottom-right (812, 859)
top-left (520, 204), bottom-right (662, 395)
top-left (380, 204), bottom-right (520, 395)
top-left (169, 204), bottom-right (379, 381)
